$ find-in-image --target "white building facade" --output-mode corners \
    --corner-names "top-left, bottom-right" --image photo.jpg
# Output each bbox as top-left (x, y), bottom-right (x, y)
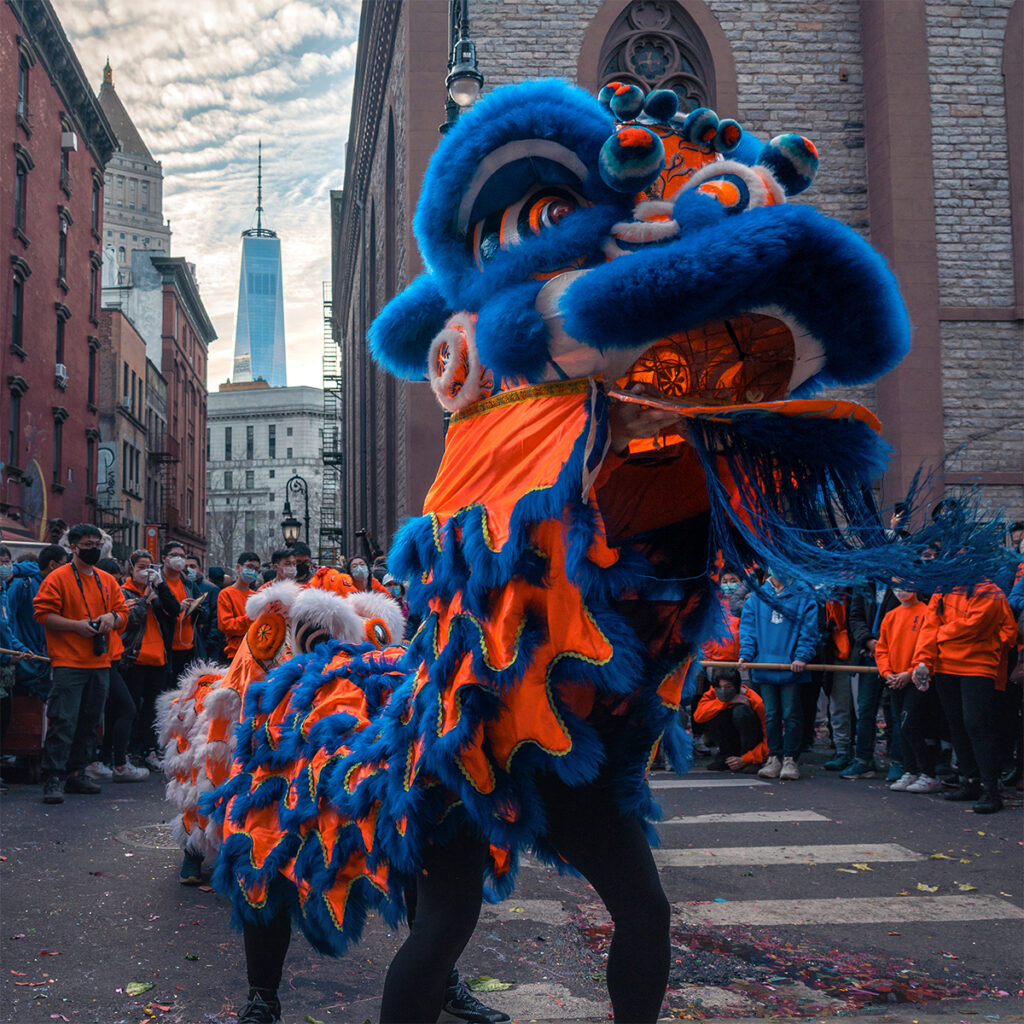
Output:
top-left (206, 382), bottom-right (325, 568)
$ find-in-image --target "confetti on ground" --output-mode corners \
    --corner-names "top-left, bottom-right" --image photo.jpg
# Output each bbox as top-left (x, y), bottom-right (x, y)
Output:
top-left (125, 981), bottom-right (154, 996)
top-left (956, 883), bottom-right (978, 892)
top-left (929, 853), bottom-right (953, 860)
top-left (466, 976), bottom-right (513, 992)
top-left (916, 882), bottom-right (939, 893)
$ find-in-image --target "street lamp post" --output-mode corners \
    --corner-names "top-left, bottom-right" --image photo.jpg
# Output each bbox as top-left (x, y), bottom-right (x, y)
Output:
top-left (441, 0), bottom-right (483, 134)
top-left (281, 473), bottom-right (310, 547)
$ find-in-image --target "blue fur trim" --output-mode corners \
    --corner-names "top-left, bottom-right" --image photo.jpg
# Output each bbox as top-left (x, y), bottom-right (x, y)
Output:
top-left (557, 203), bottom-right (910, 388)
top-left (474, 280), bottom-right (549, 381)
top-left (368, 273), bottom-right (451, 379)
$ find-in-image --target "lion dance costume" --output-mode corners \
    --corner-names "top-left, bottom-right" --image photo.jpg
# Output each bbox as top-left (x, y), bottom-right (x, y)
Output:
top-left (200, 81), bottom-right (998, 970)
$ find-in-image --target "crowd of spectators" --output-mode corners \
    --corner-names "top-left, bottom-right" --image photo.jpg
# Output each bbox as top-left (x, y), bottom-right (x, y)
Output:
top-left (692, 519), bottom-right (1024, 815)
top-left (0, 528), bottom-right (410, 802)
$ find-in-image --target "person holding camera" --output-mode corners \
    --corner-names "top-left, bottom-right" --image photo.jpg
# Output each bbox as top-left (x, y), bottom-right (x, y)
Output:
top-left (33, 524), bottom-right (128, 804)
top-left (122, 550), bottom-right (182, 770)
top-left (160, 542), bottom-right (204, 681)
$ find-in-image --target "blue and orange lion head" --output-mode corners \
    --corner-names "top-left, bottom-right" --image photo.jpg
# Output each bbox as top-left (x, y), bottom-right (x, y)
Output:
top-left (370, 78), bottom-right (908, 413)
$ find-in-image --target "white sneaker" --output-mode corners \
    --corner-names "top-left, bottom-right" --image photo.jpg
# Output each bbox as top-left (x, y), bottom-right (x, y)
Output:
top-left (758, 756), bottom-right (782, 779)
top-left (144, 750), bottom-right (163, 773)
top-left (780, 757), bottom-right (800, 780)
top-left (84, 761), bottom-right (113, 781)
top-left (889, 771), bottom-right (917, 791)
top-left (906, 774), bottom-right (942, 794)
top-left (113, 762), bottom-right (149, 782)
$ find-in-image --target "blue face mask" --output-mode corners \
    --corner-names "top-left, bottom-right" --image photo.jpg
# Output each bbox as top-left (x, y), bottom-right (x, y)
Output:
top-left (241, 568), bottom-right (260, 585)
top-left (720, 582), bottom-right (738, 594)
top-left (185, 568), bottom-right (197, 582)
top-left (0, 563), bottom-right (12, 581)
top-left (352, 565), bottom-right (369, 581)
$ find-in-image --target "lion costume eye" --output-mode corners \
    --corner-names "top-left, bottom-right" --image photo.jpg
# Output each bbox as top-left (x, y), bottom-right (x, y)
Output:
top-left (471, 186), bottom-right (583, 269)
top-left (364, 618), bottom-right (391, 648)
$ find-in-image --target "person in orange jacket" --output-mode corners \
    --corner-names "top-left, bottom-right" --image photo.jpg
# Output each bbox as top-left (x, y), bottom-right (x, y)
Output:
top-left (693, 667), bottom-right (768, 772)
top-left (911, 580), bottom-right (1016, 813)
top-left (218, 552), bottom-right (262, 661)
top-left (32, 523), bottom-right (128, 804)
top-left (875, 588), bottom-right (939, 794)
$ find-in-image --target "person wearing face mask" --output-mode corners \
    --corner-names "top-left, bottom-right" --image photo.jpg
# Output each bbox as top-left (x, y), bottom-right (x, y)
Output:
top-left (266, 550), bottom-right (299, 586)
top-left (161, 543), bottom-right (202, 680)
top-left (122, 550), bottom-right (181, 770)
top-left (291, 542), bottom-right (315, 584)
top-left (219, 552), bottom-right (262, 661)
top-left (346, 556), bottom-right (389, 596)
top-left (185, 555), bottom-right (222, 661)
top-left (32, 524), bottom-right (128, 804)
top-left (381, 574), bottom-right (409, 634)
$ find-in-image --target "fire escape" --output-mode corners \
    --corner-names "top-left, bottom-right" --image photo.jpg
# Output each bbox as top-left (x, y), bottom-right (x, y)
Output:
top-left (319, 281), bottom-right (345, 564)
top-left (147, 427), bottom-right (180, 547)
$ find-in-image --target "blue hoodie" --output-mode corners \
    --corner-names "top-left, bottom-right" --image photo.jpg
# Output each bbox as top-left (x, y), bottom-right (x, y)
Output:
top-left (738, 580), bottom-right (819, 685)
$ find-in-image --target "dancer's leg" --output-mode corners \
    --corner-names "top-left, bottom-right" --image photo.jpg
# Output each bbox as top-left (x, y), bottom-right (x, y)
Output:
top-left (538, 771), bottom-right (670, 1023)
top-left (243, 904), bottom-right (292, 998)
top-left (379, 824), bottom-right (489, 1024)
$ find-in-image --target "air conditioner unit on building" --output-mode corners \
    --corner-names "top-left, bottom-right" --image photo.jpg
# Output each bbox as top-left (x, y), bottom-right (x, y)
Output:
top-left (60, 131), bottom-right (78, 151)
top-left (55, 363), bottom-right (68, 387)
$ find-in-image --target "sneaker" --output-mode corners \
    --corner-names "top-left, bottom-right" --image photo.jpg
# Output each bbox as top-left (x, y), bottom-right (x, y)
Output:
top-left (824, 753), bottom-right (852, 771)
top-left (42, 776), bottom-right (65, 804)
top-left (144, 750), bottom-right (163, 773)
top-left (906, 774), bottom-right (942, 794)
top-left (84, 761), bottom-right (113, 781)
top-left (839, 758), bottom-right (877, 780)
top-left (64, 772), bottom-right (101, 795)
top-left (757, 756), bottom-right (782, 779)
top-left (944, 779), bottom-right (982, 802)
top-left (179, 852), bottom-right (204, 886)
top-left (237, 991), bottom-right (281, 1023)
top-left (885, 763), bottom-right (905, 783)
top-left (112, 762), bottom-right (149, 783)
top-left (779, 757), bottom-right (800, 780)
top-left (889, 771), bottom-right (917, 791)
top-left (443, 974), bottom-right (512, 1024)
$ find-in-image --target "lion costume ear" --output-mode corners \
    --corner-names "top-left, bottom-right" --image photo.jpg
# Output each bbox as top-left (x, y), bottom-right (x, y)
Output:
top-left (369, 273), bottom-right (452, 379)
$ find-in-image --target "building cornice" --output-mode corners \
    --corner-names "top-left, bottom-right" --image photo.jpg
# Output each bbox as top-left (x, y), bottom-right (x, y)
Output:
top-left (149, 256), bottom-right (217, 344)
top-left (334, 0), bottom-right (402, 314)
top-left (8, 0), bottom-right (118, 167)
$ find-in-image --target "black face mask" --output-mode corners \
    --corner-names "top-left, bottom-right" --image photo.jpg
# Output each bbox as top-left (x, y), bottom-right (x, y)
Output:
top-left (77, 548), bottom-right (101, 566)
top-left (296, 562), bottom-right (312, 582)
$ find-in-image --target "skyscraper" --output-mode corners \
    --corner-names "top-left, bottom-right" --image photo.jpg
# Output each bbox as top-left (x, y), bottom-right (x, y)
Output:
top-left (232, 143), bottom-right (286, 386)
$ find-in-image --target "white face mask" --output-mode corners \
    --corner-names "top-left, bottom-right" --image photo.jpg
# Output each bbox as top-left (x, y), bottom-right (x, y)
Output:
top-left (166, 555), bottom-right (186, 572)
top-left (281, 565), bottom-right (297, 579)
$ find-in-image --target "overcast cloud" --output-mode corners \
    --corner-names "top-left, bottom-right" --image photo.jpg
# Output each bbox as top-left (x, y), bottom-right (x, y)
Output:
top-left (53, 0), bottom-right (362, 391)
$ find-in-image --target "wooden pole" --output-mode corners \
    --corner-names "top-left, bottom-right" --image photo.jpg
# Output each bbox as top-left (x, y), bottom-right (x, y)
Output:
top-left (0, 648), bottom-right (49, 662)
top-left (701, 660), bottom-right (879, 674)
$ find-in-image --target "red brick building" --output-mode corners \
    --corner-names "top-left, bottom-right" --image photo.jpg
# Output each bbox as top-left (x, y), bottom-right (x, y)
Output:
top-left (1, 0), bottom-right (117, 542)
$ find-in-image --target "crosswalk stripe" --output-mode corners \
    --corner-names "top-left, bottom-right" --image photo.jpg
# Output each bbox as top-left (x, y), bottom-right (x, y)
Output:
top-left (654, 842), bottom-right (920, 868)
top-left (676, 894), bottom-right (1024, 926)
top-left (650, 776), bottom-right (768, 789)
top-left (660, 810), bottom-right (829, 825)
top-left (481, 895), bottom-right (1023, 928)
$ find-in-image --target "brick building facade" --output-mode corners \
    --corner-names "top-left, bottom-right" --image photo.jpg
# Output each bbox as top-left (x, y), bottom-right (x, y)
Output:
top-left (1, 0), bottom-right (117, 543)
top-left (331, 0), bottom-right (1022, 555)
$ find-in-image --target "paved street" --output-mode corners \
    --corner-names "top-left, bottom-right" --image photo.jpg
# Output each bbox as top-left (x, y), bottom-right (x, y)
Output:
top-left (2, 752), bottom-right (1022, 1024)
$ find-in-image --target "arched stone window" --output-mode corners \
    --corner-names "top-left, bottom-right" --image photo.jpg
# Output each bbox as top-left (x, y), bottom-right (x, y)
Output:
top-left (598, 0), bottom-right (716, 111)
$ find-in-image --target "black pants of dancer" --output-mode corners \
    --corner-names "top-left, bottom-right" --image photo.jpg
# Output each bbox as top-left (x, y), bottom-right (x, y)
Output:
top-left (125, 663), bottom-right (170, 754)
top-left (933, 673), bottom-right (999, 784)
top-left (97, 663), bottom-right (136, 768)
top-left (703, 703), bottom-right (764, 760)
top-left (243, 772), bottom-right (671, 1024)
top-left (892, 684), bottom-right (939, 777)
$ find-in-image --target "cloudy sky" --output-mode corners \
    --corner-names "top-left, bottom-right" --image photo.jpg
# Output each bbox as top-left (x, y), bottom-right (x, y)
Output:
top-left (54, 0), bottom-right (363, 391)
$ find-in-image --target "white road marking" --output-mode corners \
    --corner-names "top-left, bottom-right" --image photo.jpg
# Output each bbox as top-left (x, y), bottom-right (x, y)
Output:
top-left (650, 776), bottom-right (769, 789)
top-left (660, 810), bottom-right (829, 825)
top-left (655, 842), bottom-right (921, 868)
top-left (481, 895), bottom-right (1023, 928)
top-left (676, 894), bottom-right (1024, 926)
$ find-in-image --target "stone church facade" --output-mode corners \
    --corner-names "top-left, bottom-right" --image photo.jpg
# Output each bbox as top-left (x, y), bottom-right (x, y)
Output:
top-left (331, 0), bottom-right (1022, 557)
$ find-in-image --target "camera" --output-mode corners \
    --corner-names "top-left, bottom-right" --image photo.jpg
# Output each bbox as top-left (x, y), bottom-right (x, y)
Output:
top-left (146, 567), bottom-right (161, 586)
top-left (89, 620), bottom-right (108, 656)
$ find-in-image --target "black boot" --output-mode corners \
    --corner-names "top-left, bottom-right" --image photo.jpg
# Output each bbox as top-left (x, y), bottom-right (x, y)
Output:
top-left (971, 782), bottom-right (1003, 815)
top-left (943, 777), bottom-right (982, 801)
top-left (443, 968), bottom-right (512, 1024)
top-left (237, 988), bottom-right (281, 1023)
